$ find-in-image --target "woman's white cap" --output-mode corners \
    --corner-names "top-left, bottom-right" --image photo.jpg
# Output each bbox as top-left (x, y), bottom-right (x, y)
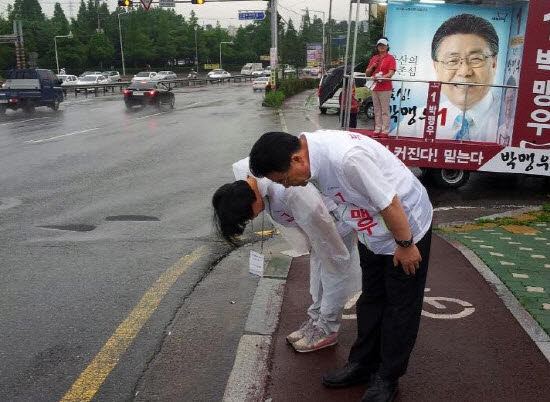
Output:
top-left (376, 38), bottom-right (389, 46)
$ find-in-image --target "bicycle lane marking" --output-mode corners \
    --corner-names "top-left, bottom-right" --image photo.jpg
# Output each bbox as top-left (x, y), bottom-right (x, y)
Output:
top-left (59, 245), bottom-right (207, 402)
top-left (342, 288), bottom-right (475, 320)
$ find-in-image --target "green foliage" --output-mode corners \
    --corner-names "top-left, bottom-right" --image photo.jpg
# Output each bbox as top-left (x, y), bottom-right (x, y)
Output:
top-left (263, 78), bottom-right (319, 108)
top-left (0, 2), bottom-right (385, 74)
top-left (263, 90), bottom-right (286, 107)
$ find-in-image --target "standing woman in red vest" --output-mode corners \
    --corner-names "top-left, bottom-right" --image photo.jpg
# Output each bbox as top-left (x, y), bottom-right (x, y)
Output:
top-left (366, 37), bottom-right (396, 138)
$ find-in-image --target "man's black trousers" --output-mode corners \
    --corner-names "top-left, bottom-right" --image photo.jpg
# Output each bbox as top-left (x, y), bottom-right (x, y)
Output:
top-left (349, 228), bottom-right (432, 381)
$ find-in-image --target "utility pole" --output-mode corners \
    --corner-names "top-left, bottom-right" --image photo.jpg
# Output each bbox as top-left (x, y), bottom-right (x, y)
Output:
top-left (270, 0), bottom-right (278, 86)
top-left (328, 0), bottom-right (333, 69)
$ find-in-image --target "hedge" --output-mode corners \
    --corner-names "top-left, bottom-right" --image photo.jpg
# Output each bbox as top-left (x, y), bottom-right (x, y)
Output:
top-left (263, 78), bottom-right (320, 108)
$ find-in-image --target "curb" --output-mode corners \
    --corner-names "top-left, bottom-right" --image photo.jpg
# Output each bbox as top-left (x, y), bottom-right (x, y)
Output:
top-left (436, 205), bottom-right (543, 229)
top-left (437, 207), bottom-right (550, 363)
top-left (222, 243), bottom-right (293, 402)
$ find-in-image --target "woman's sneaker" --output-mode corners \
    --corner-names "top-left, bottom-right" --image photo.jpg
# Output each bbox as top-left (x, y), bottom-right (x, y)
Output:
top-left (286, 318), bottom-right (315, 344)
top-left (292, 325), bottom-right (338, 353)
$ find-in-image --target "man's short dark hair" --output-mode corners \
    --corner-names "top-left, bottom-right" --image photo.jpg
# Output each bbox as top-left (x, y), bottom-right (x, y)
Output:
top-left (212, 180), bottom-right (256, 246)
top-left (249, 132), bottom-right (300, 177)
top-left (431, 13), bottom-right (499, 60)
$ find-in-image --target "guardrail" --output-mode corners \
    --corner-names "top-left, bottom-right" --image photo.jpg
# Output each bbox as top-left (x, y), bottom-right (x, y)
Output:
top-left (64, 75), bottom-right (255, 98)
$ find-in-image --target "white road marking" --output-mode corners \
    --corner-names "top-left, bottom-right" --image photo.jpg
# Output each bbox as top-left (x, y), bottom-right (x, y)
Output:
top-left (545, 264), bottom-right (550, 269)
top-left (543, 303), bottom-right (550, 310)
top-left (463, 236), bottom-right (476, 239)
top-left (433, 206), bottom-right (477, 211)
top-left (500, 237), bottom-right (512, 240)
top-left (0, 117), bottom-right (51, 126)
top-left (278, 109), bottom-right (288, 132)
top-left (512, 273), bottom-right (529, 279)
top-left (508, 242), bottom-right (522, 245)
top-left (526, 286), bottom-right (545, 293)
top-left (489, 252), bottom-right (504, 257)
top-left (531, 255), bottom-right (546, 259)
top-left (535, 237), bottom-right (547, 240)
top-left (519, 247), bottom-right (534, 251)
top-left (135, 112), bottom-right (164, 120)
top-left (500, 261), bottom-right (515, 266)
top-left (25, 128), bottom-right (99, 144)
top-left (471, 240), bottom-right (485, 243)
top-left (479, 245), bottom-right (494, 249)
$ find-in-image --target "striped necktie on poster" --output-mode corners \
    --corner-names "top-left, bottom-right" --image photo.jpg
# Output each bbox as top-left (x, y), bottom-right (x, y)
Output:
top-left (454, 115), bottom-right (473, 141)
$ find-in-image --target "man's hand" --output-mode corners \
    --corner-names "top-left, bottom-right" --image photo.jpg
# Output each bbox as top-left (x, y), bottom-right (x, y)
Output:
top-left (393, 244), bottom-right (422, 275)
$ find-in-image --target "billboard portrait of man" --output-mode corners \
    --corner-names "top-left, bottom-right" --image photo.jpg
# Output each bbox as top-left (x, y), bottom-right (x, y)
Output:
top-left (431, 13), bottom-right (500, 142)
top-left (386, 4), bottom-right (512, 143)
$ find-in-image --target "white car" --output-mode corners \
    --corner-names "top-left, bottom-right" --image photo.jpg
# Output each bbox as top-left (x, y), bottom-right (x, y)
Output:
top-left (101, 71), bottom-right (121, 83)
top-left (156, 71), bottom-right (177, 80)
top-left (59, 75), bottom-right (78, 87)
top-left (207, 69), bottom-right (231, 79)
top-left (131, 71), bottom-right (158, 82)
top-left (261, 66), bottom-right (271, 76)
top-left (252, 76), bottom-right (270, 91)
top-left (75, 74), bottom-right (109, 92)
top-left (79, 71), bottom-right (102, 77)
top-left (251, 69), bottom-right (265, 77)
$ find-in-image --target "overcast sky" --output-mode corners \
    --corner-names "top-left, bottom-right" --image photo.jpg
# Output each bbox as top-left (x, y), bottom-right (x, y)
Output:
top-left (0, 0), bottom-right (370, 27)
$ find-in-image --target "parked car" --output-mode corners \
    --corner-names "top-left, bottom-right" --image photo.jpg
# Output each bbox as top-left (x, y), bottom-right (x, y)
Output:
top-left (79, 71), bottom-right (102, 77)
top-left (0, 68), bottom-right (64, 114)
top-left (207, 69), bottom-right (231, 79)
top-left (252, 76), bottom-right (270, 91)
top-left (75, 74), bottom-right (109, 92)
top-left (262, 66), bottom-right (272, 76)
top-left (302, 66), bottom-right (321, 77)
top-left (156, 71), bottom-right (178, 80)
top-left (317, 72), bottom-right (373, 118)
top-left (131, 71), bottom-right (157, 82)
top-left (123, 81), bottom-right (175, 110)
top-left (101, 71), bottom-right (121, 83)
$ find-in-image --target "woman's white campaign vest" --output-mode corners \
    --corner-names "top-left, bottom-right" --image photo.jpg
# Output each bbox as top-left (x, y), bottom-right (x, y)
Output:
top-left (304, 130), bottom-right (433, 255)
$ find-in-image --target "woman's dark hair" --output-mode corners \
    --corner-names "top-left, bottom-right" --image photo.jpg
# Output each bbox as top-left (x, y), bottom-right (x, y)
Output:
top-left (212, 180), bottom-right (256, 246)
top-left (431, 14), bottom-right (499, 61)
top-left (249, 132), bottom-right (300, 177)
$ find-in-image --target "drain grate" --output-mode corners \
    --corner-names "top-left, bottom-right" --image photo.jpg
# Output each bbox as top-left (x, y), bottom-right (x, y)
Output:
top-left (105, 215), bottom-right (160, 222)
top-left (39, 224), bottom-right (96, 232)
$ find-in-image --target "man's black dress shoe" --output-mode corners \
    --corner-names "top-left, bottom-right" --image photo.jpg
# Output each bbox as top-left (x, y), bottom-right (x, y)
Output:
top-left (360, 373), bottom-right (398, 402)
top-left (322, 361), bottom-right (372, 388)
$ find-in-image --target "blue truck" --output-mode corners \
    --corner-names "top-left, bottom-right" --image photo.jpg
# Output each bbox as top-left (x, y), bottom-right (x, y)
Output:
top-left (0, 68), bottom-right (64, 114)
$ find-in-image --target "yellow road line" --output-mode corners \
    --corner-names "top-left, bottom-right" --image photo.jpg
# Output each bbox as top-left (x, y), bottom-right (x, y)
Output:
top-left (60, 245), bottom-right (207, 402)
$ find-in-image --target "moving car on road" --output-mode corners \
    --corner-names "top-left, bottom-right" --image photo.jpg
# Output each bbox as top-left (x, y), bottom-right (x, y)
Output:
top-left (0, 68), bottom-right (64, 114)
top-left (207, 69), bottom-right (231, 79)
top-left (131, 71), bottom-right (158, 82)
top-left (252, 76), bottom-right (270, 92)
top-left (241, 63), bottom-right (263, 76)
top-left (156, 71), bottom-right (177, 80)
top-left (75, 74), bottom-right (109, 92)
top-left (58, 74), bottom-right (78, 86)
top-left (79, 71), bottom-right (102, 77)
top-left (123, 81), bottom-right (175, 111)
top-left (101, 71), bottom-right (121, 83)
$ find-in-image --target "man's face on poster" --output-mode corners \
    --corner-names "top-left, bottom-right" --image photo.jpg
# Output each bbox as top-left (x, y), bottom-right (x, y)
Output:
top-left (433, 33), bottom-right (497, 110)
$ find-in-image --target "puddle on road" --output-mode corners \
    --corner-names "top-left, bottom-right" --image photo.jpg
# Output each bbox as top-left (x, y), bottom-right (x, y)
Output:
top-left (105, 215), bottom-right (160, 222)
top-left (39, 224), bottom-right (96, 232)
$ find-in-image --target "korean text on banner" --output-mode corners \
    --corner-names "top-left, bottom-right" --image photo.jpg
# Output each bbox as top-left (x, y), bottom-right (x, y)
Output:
top-left (423, 82), bottom-right (442, 140)
top-left (511, 0), bottom-right (550, 150)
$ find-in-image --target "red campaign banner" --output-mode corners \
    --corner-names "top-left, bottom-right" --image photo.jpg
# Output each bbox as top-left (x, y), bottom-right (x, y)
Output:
top-left (423, 81), bottom-right (442, 141)
top-left (511, 0), bottom-right (550, 149)
top-left (350, 129), bottom-right (504, 171)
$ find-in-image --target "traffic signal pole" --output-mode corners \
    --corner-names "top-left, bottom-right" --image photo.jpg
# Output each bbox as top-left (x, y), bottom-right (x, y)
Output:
top-left (270, 0), bottom-right (277, 87)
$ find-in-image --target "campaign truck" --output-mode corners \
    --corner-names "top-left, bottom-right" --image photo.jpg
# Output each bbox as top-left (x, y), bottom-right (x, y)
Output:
top-left (240, 63), bottom-right (263, 76)
top-left (340, 0), bottom-right (549, 188)
top-left (0, 69), bottom-right (64, 114)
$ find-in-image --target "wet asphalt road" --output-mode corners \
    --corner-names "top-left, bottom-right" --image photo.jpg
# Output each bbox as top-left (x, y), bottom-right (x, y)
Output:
top-left (0, 83), bottom-right (280, 401)
top-left (0, 86), bottom-right (549, 401)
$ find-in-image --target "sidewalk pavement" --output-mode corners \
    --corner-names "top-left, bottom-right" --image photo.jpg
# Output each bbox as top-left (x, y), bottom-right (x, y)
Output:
top-left (224, 207), bottom-right (550, 402)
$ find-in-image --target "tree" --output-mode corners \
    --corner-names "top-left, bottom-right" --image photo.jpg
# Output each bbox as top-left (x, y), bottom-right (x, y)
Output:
top-left (88, 32), bottom-right (114, 68)
top-left (52, 3), bottom-right (70, 35)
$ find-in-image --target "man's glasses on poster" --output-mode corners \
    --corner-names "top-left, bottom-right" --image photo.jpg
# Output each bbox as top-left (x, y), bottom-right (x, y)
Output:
top-left (436, 53), bottom-right (494, 70)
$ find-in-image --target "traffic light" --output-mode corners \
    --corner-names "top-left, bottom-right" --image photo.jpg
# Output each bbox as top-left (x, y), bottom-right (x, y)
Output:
top-left (191, 0), bottom-right (205, 4)
top-left (118, 0), bottom-right (133, 7)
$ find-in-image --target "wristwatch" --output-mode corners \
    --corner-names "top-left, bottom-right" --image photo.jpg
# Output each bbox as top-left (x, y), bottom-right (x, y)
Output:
top-left (395, 236), bottom-right (414, 248)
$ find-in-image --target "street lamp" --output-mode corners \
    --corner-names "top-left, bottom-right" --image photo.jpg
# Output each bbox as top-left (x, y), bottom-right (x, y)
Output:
top-left (54, 31), bottom-right (73, 74)
top-left (219, 41), bottom-right (233, 70)
top-left (118, 10), bottom-right (136, 77)
top-left (303, 8), bottom-right (326, 71)
top-left (195, 26), bottom-right (199, 73)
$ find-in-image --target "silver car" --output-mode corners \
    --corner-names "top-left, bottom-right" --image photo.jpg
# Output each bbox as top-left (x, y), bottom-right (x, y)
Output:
top-left (156, 71), bottom-right (177, 80)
